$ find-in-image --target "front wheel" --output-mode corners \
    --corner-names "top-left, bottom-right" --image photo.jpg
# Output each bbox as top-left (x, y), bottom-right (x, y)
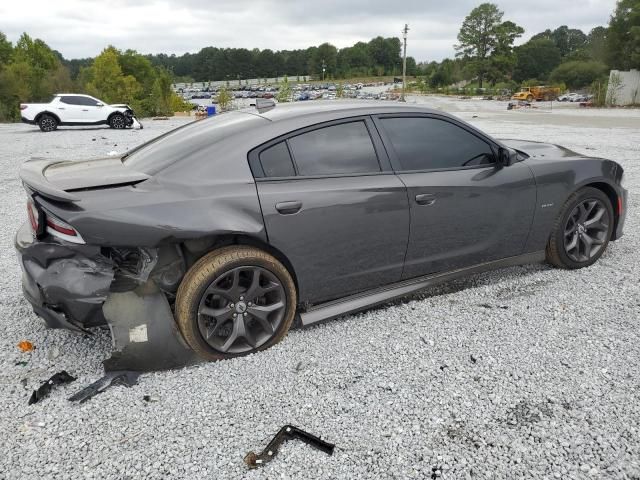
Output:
top-left (175, 246), bottom-right (297, 360)
top-left (526, 94), bottom-right (534, 102)
top-left (546, 187), bottom-right (614, 269)
top-left (109, 113), bottom-right (127, 129)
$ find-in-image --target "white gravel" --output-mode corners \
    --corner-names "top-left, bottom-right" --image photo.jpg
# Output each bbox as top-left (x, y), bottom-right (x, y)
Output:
top-left (1, 101), bottom-right (639, 479)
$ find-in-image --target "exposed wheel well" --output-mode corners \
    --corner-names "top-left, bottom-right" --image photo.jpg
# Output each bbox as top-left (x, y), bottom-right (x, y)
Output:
top-left (107, 111), bottom-right (125, 122)
top-left (35, 111), bottom-right (60, 124)
top-left (583, 182), bottom-right (620, 239)
top-left (180, 234), bottom-right (300, 294)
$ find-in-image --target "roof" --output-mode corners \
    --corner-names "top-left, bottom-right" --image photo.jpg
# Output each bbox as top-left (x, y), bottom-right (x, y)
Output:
top-left (244, 100), bottom-right (445, 123)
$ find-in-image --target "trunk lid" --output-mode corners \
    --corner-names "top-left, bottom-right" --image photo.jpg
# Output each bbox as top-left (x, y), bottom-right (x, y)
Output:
top-left (20, 157), bottom-right (150, 202)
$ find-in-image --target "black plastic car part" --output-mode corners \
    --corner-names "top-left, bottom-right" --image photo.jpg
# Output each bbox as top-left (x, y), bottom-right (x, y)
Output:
top-left (244, 425), bottom-right (335, 469)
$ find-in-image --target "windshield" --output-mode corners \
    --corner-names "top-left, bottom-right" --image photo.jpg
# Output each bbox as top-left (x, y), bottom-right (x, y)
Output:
top-left (123, 111), bottom-right (266, 174)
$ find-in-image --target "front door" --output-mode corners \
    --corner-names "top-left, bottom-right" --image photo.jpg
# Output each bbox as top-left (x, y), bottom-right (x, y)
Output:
top-left (374, 114), bottom-right (536, 279)
top-left (253, 118), bottom-right (410, 304)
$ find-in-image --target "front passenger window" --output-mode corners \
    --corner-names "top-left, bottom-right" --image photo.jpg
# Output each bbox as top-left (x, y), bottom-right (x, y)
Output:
top-left (380, 117), bottom-right (495, 171)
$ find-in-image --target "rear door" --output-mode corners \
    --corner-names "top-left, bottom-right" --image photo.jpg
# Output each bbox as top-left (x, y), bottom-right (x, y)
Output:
top-left (56, 96), bottom-right (84, 123)
top-left (252, 117), bottom-right (410, 304)
top-left (57, 96), bottom-right (104, 123)
top-left (374, 114), bottom-right (536, 280)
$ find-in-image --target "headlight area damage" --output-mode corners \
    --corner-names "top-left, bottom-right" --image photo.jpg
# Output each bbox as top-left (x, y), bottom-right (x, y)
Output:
top-left (15, 223), bottom-right (200, 373)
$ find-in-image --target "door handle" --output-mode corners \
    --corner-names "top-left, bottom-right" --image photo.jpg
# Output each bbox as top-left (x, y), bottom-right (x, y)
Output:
top-left (82, 109), bottom-right (89, 111)
top-left (275, 201), bottom-right (302, 215)
top-left (58, 108), bottom-right (65, 110)
top-left (415, 193), bottom-right (436, 206)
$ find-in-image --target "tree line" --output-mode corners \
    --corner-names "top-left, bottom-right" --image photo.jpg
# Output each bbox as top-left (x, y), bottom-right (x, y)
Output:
top-left (421, 0), bottom-right (639, 93)
top-left (0, 0), bottom-right (638, 121)
top-left (148, 36), bottom-right (416, 82)
top-left (0, 34), bottom-right (190, 121)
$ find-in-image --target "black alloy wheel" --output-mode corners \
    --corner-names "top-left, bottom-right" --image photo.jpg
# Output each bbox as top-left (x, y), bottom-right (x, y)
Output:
top-left (109, 113), bottom-right (126, 129)
top-left (546, 187), bottom-right (614, 269)
top-left (563, 198), bottom-right (610, 263)
top-left (197, 266), bottom-right (286, 354)
top-left (38, 114), bottom-right (58, 132)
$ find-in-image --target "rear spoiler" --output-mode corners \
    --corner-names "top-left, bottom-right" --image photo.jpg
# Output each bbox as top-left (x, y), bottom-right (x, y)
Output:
top-left (21, 159), bottom-right (81, 202)
top-left (20, 157), bottom-right (150, 203)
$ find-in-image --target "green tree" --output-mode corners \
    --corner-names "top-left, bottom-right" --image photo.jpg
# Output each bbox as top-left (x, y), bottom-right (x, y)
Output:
top-left (0, 32), bottom-right (12, 65)
top-left (513, 39), bottom-right (562, 82)
top-left (455, 3), bottom-right (523, 87)
top-left (310, 43), bottom-right (337, 78)
top-left (276, 75), bottom-right (292, 102)
top-left (216, 86), bottom-right (233, 111)
top-left (84, 47), bottom-right (141, 105)
top-left (585, 26), bottom-right (609, 64)
top-left (532, 26), bottom-right (588, 58)
top-left (607, 0), bottom-right (640, 69)
top-left (549, 60), bottom-right (608, 88)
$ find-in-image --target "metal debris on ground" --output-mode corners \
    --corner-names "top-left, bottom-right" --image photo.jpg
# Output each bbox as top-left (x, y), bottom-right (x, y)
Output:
top-left (244, 425), bottom-right (335, 469)
top-left (68, 371), bottom-right (140, 403)
top-left (28, 371), bottom-right (76, 405)
top-left (17, 341), bottom-right (35, 352)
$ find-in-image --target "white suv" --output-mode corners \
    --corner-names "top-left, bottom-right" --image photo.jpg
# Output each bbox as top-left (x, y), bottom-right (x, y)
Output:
top-left (20, 94), bottom-right (139, 132)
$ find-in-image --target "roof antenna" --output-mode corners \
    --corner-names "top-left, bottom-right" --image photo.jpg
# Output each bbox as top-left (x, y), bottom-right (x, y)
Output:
top-left (251, 98), bottom-right (276, 113)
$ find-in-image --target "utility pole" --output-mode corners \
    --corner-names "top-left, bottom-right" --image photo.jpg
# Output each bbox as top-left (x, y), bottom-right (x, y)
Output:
top-left (322, 59), bottom-right (326, 82)
top-left (400, 23), bottom-right (409, 102)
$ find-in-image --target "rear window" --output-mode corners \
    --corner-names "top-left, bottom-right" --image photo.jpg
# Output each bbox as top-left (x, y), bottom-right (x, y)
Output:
top-left (288, 121), bottom-right (380, 176)
top-left (123, 112), bottom-right (265, 174)
top-left (259, 141), bottom-right (295, 177)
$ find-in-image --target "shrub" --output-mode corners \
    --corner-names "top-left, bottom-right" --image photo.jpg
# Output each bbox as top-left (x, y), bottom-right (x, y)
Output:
top-left (549, 61), bottom-right (608, 89)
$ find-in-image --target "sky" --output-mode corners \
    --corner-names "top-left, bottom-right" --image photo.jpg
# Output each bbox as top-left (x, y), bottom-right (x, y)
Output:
top-left (0, 0), bottom-right (618, 62)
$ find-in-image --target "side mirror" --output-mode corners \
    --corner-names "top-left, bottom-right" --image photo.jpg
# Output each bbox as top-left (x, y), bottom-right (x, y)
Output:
top-left (96, 102), bottom-right (104, 107)
top-left (497, 147), bottom-right (513, 168)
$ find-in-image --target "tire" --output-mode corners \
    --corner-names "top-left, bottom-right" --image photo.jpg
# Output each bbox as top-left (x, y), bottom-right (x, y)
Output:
top-left (109, 113), bottom-right (126, 129)
top-left (175, 246), bottom-right (297, 360)
top-left (546, 187), bottom-right (614, 269)
top-left (38, 114), bottom-right (58, 132)
top-left (526, 95), bottom-right (534, 102)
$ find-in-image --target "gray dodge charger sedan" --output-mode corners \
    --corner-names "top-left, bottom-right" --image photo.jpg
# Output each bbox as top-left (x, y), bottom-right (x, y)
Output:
top-left (15, 102), bottom-right (627, 368)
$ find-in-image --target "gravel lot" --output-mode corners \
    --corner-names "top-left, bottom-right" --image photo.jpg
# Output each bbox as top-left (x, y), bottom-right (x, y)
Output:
top-left (1, 98), bottom-right (638, 479)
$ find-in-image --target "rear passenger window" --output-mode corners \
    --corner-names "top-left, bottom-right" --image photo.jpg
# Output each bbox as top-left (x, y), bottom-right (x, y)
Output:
top-left (260, 142), bottom-right (295, 177)
top-left (60, 96), bottom-right (81, 105)
top-left (288, 121), bottom-right (380, 176)
top-left (380, 117), bottom-right (495, 171)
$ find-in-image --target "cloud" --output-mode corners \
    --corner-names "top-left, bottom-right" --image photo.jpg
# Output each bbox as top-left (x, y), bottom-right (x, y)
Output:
top-left (0, 0), bottom-right (617, 61)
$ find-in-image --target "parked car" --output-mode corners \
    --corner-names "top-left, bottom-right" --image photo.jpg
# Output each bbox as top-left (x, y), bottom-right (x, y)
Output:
top-left (20, 94), bottom-right (138, 132)
top-left (558, 93), bottom-right (581, 102)
top-left (15, 102), bottom-right (627, 367)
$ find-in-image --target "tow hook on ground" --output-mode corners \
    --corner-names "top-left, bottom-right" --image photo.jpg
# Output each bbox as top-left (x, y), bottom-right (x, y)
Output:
top-left (244, 425), bottom-right (335, 469)
top-left (68, 371), bottom-right (140, 403)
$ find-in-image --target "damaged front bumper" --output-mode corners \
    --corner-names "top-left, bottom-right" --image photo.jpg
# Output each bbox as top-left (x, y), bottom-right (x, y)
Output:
top-left (15, 222), bottom-right (199, 371)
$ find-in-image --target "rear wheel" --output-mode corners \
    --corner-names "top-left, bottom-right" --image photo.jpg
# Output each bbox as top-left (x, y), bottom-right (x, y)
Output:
top-left (546, 187), bottom-right (613, 269)
top-left (175, 246), bottom-right (297, 360)
top-left (109, 113), bottom-right (126, 129)
top-left (38, 114), bottom-right (58, 132)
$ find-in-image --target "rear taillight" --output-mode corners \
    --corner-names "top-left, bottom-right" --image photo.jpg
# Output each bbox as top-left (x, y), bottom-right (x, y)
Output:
top-left (20, 104), bottom-right (27, 110)
top-left (46, 215), bottom-right (79, 238)
top-left (27, 200), bottom-right (39, 232)
top-left (27, 198), bottom-right (85, 244)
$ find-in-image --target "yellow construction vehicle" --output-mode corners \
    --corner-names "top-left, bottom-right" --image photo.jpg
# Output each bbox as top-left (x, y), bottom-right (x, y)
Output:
top-left (511, 86), bottom-right (560, 102)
